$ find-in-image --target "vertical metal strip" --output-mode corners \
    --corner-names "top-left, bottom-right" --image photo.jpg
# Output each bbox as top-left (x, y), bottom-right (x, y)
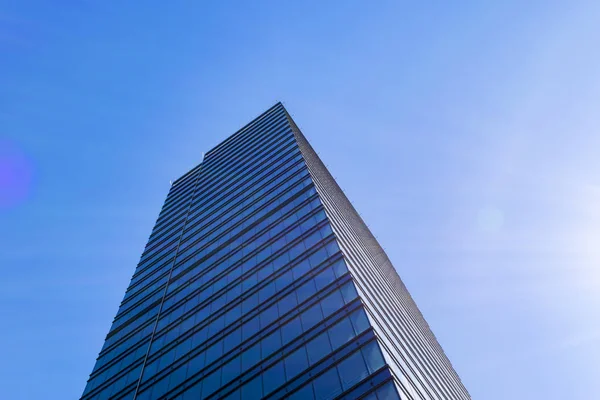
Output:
top-left (132, 164), bottom-right (204, 399)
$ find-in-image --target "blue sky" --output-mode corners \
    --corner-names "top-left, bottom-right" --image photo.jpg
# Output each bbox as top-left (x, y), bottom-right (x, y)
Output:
top-left (1, 1), bottom-right (599, 399)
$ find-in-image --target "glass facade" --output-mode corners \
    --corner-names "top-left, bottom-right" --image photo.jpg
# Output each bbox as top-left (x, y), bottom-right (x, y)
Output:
top-left (81, 103), bottom-right (468, 399)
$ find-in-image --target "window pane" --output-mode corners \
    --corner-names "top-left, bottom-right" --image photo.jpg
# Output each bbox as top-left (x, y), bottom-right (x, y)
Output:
top-left (181, 380), bottom-right (202, 400)
top-left (261, 329), bottom-right (282, 357)
top-left (200, 368), bottom-right (221, 398)
top-left (340, 282), bottom-right (358, 303)
top-left (281, 316), bottom-right (303, 345)
top-left (296, 280), bottom-right (317, 303)
top-left (222, 388), bottom-right (241, 400)
top-left (361, 391), bottom-right (378, 400)
top-left (287, 383), bottom-right (315, 400)
top-left (284, 346), bottom-right (309, 379)
top-left (349, 308), bottom-right (370, 334)
top-left (241, 342), bottom-right (261, 371)
top-left (314, 267), bottom-right (336, 291)
top-left (187, 350), bottom-right (205, 378)
top-left (362, 341), bottom-right (385, 374)
top-left (312, 367), bottom-right (342, 400)
top-left (205, 340), bottom-right (223, 364)
top-left (306, 332), bottom-right (332, 365)
top-left (376, 381), bottom-right (401, 399)
top-left (262, 360), bottom-right (286, 395)
top-left (222, 355), bottom-right (241, 384)
top-left (337, 351), bottom-right (369, 390)
top-left (224, 327), bottom-right (242, 352)
top-left (320, 290), bottom-right (344, 317)
top-left (328, 317), bottom-right (355, 350)
top-left (325, 241), bottom-right (340, 257)
top-left (300, 303), bottom-right (323, 331)
top-left (241, 375), bottom-right (262, 400)
top-left (260, 304), bottom-right (279, 328)
top-left (243, 315), bottom-right (260, 341)
top-left (330, 258), bottom-right (347, 278)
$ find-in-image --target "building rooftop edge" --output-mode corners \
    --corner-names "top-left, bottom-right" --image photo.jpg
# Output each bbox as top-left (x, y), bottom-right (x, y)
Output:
top-left (171, 101), bottom-right (285, 187)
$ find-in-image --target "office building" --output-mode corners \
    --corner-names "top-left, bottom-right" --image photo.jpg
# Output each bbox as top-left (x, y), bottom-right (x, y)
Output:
top-left (81, 103), bottom-right (469, 399)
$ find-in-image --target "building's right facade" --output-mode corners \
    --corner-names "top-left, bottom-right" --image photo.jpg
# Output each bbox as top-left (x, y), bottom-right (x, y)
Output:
top-left (286, 108), bottom-right (470, 400)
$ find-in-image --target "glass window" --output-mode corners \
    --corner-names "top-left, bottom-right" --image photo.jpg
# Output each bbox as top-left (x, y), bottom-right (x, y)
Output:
top-left (314, 267), bottom-right (336, 290)
top-left (259, 282), bottom-right (276, 302)
top-left (349, 308), bottom-right (370, 334)
top-left (287, 384), bottom-right (315, 400)
top-left (227, 283), bottom-right (242, 301)
top-left (205, 340), bottom-right (223, 365)
top-left (303, 229), bottom-right (321, 249)
top-left (242, 272), bottom-right (258, 291)
top-left (262, 360), bottom-right (286, 395)
top-left (325, 241), bottom-right (340, 257)
top-left (278, 291), bottom-right (298, 316)
top-left (242, 316), bottom-right (260, 341)
top-left (281, 316), bottom-right (303, 345)
top-left (222, 388), bottom-right (241, 400)
top-left (242, 293), bottom-right (259, 314)
top-left (300, 303), bottom-right (323, 331)
top-left (275, 269), bottom-right (294, 290)
top-left (361, 391), bottom-right (378, 400)
top-left (320, 224), bottom-right (333, 238)
top-left (174, 337), bottom-right (192, 359)
top-left (167, 363), bottom-right (188, 390)
top-left (241, 342), bottom-right (261, 371)
top-left (159, 349), bottom-right (175, 370)
top-left (221, 355), bottom-right (241, 384)
top-left (224, 327), bottom-right (242, 352)
top-left (289, 240), bottom-right (306, 260)
top-left (284, 346), bottom-right (309, 379)
top-left (362, 341), bottom-right (385, 374)
top-left (142, 358), bottom-right (159, 379)
top-left (340, 282), bottom-right (358, 303)
top-left (260, 304), bottom-right (279, 328)
top-left (308, 247), bottom-right (328, 268)
top-left (208, 314), bottom-right (225, 336)
top-left (328, 317), bottom-right (355, 350)
top-left (181, 380), bottom-right (202, 400)
top-left (337, 350), bottom-right (369, 390)
top-left (320, 290), bottom-right (344, 317)
top-left (296, 280), bottom-right (317, 303)
top-left (293, 259), bottom-right (312, 279)
top-left (187, 350), bottom-right (206, 378)
top-left (330, 258), bottom-right (347, 278)
top-left (306, 332), bottom-right (332, 365)
top-left (375, 381), bottom-right (401, 400)
top-left (241, 374), bottom-right (262, 400)
top-left (272, 252), bottom-right (290, 271)
top-left (201, 367), bottom-right (221, 398)
top-left (312, 367), bottom-right (342, 400)
top-left (261, 329), bottom-right (282, 357)
top-left (257, 262), bottom-right (273, 281)
top-left (225, 304), bottom-right (242, 326)
top-left (191, 326), bottom-right (208, 348)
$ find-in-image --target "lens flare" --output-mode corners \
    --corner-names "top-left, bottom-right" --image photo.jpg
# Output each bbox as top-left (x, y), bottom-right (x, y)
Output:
top-left (0, 139), bottom-right (33, 210)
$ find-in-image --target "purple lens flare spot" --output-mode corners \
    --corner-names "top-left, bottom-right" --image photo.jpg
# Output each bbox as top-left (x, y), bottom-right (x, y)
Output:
top-left (0, 139), bottom-right (34, 210)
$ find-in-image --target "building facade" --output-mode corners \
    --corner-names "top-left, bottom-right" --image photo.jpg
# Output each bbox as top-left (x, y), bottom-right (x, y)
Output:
top-left (81, 103), bottom-right (469, 400)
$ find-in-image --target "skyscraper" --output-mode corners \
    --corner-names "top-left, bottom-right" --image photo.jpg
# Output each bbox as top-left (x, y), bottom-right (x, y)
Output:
top-left (81, 103), bottom-right (469, 400)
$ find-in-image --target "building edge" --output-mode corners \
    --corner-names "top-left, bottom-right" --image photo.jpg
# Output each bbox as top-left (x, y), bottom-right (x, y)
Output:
top-left (283, 107), bottom-right (471, 399)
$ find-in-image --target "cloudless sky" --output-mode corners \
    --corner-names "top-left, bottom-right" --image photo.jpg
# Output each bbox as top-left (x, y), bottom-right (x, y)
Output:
top-left (1, 1), bottom-right (600, 399)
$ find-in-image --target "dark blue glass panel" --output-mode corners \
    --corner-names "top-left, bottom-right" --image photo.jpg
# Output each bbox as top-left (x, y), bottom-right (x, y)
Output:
top-left (312, 368), bottom-right (342, 400)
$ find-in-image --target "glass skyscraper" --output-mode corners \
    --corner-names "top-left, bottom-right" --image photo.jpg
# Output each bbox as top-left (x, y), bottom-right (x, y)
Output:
top-left (81, 103), bottom-right (469, 400)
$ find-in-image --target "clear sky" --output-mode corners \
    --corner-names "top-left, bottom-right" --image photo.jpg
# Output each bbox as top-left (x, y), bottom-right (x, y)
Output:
top-left (1, 1), bottom-right (599, 399)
